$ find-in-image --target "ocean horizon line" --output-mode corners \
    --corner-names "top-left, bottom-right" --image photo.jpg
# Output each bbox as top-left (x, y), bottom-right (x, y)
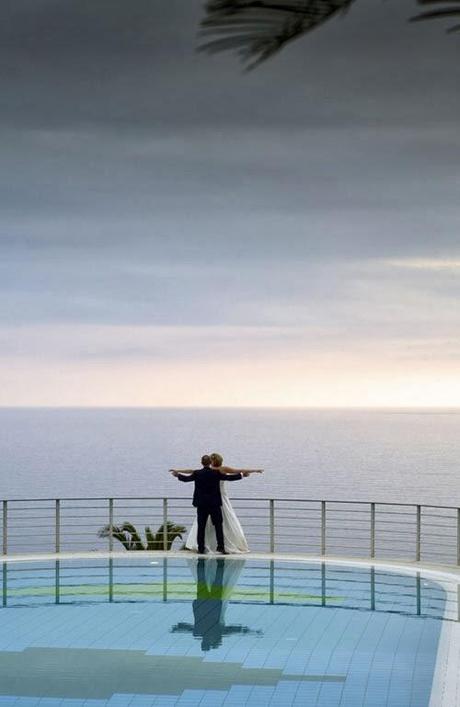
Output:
top-left (1, 405), bottom-right (460, 413)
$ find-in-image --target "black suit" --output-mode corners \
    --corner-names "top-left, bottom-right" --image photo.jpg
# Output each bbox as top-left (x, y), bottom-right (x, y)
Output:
top-left (178, 467), bottom-right (242, 552)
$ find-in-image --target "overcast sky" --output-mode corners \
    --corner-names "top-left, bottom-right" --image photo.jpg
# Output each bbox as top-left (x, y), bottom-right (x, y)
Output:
top-left (1, 0), bottom-right (459, 406)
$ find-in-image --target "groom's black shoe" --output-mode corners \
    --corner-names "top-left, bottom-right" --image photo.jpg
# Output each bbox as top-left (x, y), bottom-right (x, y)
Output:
top-left (198, 548), bottom-right (207, 554)
top-left (216, 547), bottom-right (228, 555)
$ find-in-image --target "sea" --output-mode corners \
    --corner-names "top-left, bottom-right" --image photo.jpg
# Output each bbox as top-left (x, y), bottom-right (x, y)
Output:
top-left (1, 407), bottom-right (459, 506)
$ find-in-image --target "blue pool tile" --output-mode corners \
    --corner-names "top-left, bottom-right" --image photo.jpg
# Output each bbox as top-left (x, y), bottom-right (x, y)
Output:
top-left (0, 558), bottom-right (449, 707)
top-left (315, 683), bottom-right (345, 706)
top-left (198, 689), bottom-right (227, 705)
top-left (175, 690), bottom-right (205, 704)
top-left (108, 696), bottom-right (135, 707)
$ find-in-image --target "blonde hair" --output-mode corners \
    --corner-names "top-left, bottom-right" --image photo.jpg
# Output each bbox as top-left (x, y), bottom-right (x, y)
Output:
top-left (210, 452), bottom-right (223, 467)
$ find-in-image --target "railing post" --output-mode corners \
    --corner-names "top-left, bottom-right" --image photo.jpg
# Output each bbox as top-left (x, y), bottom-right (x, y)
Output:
top-left (416, 572), bottom-right (421, 615)
top-left (108, 558), bottom-right (113, 603)
top-left (163, 498), bottom-right (168, 551)
top-left (55, 499), bottom-right (60, 554)
top-left (321, 562), bottom-right (326, 606)
top-left (321, 501), bottom-right (326, 556)
top-left (370, 502), bottom-right (376, 559)
top-left (2, 562), bottom-right (6, 607)
top-left (55, 560), bottom-right (60, 604)
top-left (370, 567), bottom-right (375, 611)
top-left (416, 505), bottom-right (421, 562)
top-left (108, 498), bottom-right (114, 552)
top-left (457, 509), bottom-right (460, 566)
top-left (2, 501), bottom-right (7, 556)
top-left (163, 556), bottom-right (168, 601)
top-left (269, 560), bottom-right (275, 604)
top-left (269, 499), bottom-right (275, 553)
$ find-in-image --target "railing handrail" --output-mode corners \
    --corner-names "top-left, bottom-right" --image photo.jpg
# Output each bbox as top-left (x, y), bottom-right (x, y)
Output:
top-left (1, 495), bottom-right (459, 510)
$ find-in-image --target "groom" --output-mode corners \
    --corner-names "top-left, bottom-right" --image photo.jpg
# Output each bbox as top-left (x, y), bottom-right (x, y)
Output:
top-left (171, 455), bottom-right (245, 554)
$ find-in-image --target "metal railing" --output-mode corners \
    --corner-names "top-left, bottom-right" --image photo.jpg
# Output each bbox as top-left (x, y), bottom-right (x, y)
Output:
top-left (1, 496), bottom-right (460, 566)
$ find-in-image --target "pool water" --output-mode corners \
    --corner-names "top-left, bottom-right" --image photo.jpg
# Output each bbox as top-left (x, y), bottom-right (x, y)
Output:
top-left (0, 558), bottom-right (454, 706)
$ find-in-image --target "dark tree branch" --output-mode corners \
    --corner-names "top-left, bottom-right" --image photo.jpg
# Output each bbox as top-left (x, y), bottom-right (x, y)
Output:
top-left (198, 0), bottom-right (460, 69)
top-left (411, 1), bottom-right (460, 32)
top-left (199, 0), bottom-right (355, 69)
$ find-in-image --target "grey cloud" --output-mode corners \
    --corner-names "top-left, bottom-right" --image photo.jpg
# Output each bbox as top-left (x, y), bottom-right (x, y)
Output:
top-left (1, 122), bottom-right (459, 264)
top-left (0, 0), bottom-right (459, 378)
top-left (1, 1), bottom-right (458, 132)
top-left (1, 253), bottom-right (459, 350)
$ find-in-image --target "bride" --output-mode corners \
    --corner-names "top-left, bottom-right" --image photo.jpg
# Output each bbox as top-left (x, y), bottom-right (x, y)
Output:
top-left (184, 452), bottom-right (263, 554)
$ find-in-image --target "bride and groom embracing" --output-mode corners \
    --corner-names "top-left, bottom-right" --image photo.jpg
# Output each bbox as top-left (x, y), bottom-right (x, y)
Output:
top-left (170, 452), bottom-right (263, 554)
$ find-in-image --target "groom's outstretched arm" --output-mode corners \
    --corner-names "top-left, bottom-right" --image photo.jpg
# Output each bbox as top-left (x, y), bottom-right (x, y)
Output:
top-left (170, 470), bottom-right (196, 481)
top-left (177, 472), bottom-right (196, 482)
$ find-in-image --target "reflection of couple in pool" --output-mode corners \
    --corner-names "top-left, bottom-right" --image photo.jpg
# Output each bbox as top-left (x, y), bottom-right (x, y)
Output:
top-left (171, 559), bottom-right (262, 651)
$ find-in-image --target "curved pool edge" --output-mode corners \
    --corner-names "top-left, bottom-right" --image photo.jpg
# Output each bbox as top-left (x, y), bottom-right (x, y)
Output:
top-left (2, 549), bottom-right (460, 579)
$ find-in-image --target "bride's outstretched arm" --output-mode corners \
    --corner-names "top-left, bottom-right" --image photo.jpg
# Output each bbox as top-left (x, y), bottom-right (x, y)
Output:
top-left (214, 465), bottom-right (263, 475)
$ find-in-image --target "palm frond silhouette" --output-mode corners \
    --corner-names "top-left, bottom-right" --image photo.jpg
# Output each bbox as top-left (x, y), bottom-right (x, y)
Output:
top-left (98, 521), bottom-right (186, 551)
top-left (198, 0), bottom-right (459, 69)
top-left (199, 0), bottom-right (355, 69)
top-left (411, 1), bottom-right (460, 33)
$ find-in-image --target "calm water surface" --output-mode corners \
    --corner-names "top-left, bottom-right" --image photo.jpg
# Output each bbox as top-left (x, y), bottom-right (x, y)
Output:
top-left (0, 408), bottom-right (459, 505)
top-left (0, 558), bottom-right (448, 706)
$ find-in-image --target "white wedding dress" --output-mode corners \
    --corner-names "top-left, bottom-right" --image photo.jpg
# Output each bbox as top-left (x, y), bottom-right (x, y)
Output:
top-left (185, 481), bottom-right (249, 553)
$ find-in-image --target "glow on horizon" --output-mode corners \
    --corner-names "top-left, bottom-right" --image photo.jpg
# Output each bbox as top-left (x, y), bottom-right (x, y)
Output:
top-left (1, 322), bottom-right (459, 408)
top-left (2, 356), bottom-right (459, 408)
top-left (386, 258), bottom-right (460, 271)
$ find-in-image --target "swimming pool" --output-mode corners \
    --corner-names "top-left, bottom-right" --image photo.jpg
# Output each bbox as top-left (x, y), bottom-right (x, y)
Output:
top-left (0, 557), bottom-right (457, 706)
